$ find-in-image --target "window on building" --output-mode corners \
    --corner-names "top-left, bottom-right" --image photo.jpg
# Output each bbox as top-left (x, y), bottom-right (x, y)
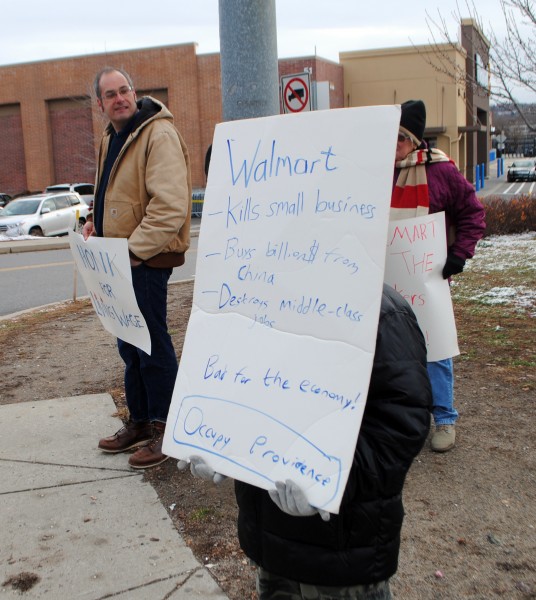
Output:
top-left (475, 53), bottom-right (488, 89)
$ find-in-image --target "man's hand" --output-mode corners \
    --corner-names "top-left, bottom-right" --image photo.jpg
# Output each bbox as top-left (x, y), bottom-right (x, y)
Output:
top-left (269, 479), bottom-right (330, 521)
top-left (82, 221), bottom-right (95, 241)
top-left (177, 455), bottom-right (227, 484)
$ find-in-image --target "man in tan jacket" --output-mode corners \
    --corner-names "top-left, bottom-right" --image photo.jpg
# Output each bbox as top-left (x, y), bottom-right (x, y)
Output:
top-left (84, 67), bottom-right (192, 469)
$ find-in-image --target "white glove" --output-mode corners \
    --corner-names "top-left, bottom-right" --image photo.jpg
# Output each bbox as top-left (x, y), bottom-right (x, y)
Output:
top-left (177, 455), bottom-right (227, 484)
top-left (268, 479), bottom-right (330, 522)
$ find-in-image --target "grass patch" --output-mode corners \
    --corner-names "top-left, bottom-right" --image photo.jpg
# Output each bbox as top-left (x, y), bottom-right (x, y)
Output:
top-left (451, 233), bottom-right (535, 388)
top-left (190, 507), bottom-right (214, 521)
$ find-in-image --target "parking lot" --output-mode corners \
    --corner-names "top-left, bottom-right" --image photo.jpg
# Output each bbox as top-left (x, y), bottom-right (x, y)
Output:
top-left (479, 156), bottom-right (536, 198)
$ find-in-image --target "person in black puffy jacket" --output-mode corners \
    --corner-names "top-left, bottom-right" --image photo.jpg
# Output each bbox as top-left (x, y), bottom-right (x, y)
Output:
top-left (233, 283), bottom-right (432, 599)
top-left (179, 284), bottom-right (431, 598)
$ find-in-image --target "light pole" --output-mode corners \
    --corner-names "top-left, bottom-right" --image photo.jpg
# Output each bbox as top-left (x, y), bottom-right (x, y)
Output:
top-left (218, 0), bottom-right (280, 121)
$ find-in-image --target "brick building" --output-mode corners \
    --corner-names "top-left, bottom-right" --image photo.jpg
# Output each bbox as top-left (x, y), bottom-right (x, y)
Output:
top-left (0, 45), bottom-right (343, 196)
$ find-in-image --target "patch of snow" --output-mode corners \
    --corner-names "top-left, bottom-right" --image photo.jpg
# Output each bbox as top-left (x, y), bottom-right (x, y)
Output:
top-left (0, 233), bottom-right (37, 241)
top-left (458, 232), bottom-right (536, 316)
top-left (467, 232), bottom-right (536, 272)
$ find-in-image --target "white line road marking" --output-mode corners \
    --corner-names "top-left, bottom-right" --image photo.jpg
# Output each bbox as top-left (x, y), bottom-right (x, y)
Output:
top-left (0, 261), bottom-right (73, 273)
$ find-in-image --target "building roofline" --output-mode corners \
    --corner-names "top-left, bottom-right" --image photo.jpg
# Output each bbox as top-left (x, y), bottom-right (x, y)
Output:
top-left (0, 42), bottom-right (200, 70)
top-left (461, 18), bottom-right (491, 48)
top-left (339, 42), bottom-right (467, 60)
top-left (278, 54), bottom-right (341, 66)
top-left (1, 45), bottom-right (338, 72)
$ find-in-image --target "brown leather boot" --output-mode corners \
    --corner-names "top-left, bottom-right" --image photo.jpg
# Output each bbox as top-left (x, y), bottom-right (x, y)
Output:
top-left (98, 420), bottom-right (152, 453)
top-left (128, 421), bottom-right (169, 469)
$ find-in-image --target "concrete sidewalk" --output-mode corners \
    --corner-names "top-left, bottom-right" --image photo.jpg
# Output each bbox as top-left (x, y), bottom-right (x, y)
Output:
top-left (0, 393), bottom-right (229, 599)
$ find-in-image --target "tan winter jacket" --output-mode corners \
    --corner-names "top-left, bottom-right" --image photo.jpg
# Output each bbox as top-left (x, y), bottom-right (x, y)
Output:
top-left (96, 96), bottom-right (192, 267)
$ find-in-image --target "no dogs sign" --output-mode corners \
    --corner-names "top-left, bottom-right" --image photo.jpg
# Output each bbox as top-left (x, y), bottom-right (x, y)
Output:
top-left (281, 72), bottom-right (311, 113)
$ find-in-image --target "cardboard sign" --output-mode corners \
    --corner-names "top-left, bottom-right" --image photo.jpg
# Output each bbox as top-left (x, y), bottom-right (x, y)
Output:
top-left (384, 213), bottom-right (459, 361)
top-left (68, 231), bottom-right (151, 354)
top-left (163, 106), bottom-right (400, 513)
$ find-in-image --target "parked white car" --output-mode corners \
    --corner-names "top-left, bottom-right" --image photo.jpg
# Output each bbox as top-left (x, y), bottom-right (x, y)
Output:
top-left (45, 183), bottom-right (95, 208)
top-left (0, 192), bottom-right (89, 237)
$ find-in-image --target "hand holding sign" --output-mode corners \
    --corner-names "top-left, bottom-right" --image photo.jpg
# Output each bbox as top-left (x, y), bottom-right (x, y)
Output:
top-left (269, 479), bottom-right (331, 521)
top-left (177, 455), bottom-right (227, 484)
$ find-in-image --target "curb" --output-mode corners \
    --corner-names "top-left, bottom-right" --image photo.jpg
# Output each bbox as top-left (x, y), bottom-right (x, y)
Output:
top-left (0, 224), bottom-right (201, 255)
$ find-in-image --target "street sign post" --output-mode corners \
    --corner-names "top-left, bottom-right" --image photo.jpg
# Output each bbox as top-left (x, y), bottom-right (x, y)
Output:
top-left (281, 72), bottom-right (311, 113)
top-left (496, 133), bottom-right (507, 156)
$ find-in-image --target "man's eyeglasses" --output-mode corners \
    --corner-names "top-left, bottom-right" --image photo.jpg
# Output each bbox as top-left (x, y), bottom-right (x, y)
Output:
top-left (102, 86), bottom-right (133, 101)
top-left (397, 132), bottom-right (412, 143)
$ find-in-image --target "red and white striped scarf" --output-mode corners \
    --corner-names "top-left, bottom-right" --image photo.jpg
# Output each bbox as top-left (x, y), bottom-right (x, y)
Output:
top-left (391, 147), bottom-right (453, 221)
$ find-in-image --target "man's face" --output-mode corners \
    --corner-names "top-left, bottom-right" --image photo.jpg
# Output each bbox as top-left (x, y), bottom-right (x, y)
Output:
top-left (97, 71), bottom-right (137, 132)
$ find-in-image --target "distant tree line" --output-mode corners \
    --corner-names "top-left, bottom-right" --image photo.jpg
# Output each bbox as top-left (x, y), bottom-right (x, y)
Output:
top-left (492, 102), bottom-right (536, 156)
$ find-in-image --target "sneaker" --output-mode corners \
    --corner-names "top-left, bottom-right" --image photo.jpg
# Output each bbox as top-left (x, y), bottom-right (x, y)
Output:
top-left (98, 420), bottom-right (152, 453)
top-left (128, 421), bottom-right (169, 469)
top-left (431, 425), bottom-right (456, 452)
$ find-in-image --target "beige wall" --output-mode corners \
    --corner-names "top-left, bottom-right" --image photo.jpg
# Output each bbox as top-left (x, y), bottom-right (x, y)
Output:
top-left (340, 44), bottom-right (468, 169)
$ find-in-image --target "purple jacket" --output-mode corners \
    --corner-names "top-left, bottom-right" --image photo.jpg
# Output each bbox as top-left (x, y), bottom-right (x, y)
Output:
top-left (394, 160), bottom-right (486, 260)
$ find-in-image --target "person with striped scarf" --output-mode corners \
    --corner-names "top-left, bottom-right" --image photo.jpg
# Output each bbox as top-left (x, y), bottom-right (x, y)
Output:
top-left (392, 100), bottom-right (486, 452)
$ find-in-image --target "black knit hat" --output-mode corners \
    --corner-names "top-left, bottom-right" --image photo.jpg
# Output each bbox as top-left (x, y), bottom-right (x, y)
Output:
top-left (400, 100), bottom-right (426, 144)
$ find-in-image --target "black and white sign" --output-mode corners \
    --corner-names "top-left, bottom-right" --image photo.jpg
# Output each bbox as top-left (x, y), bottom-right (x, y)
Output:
top-left (281, 72), bottom-right (311, 113)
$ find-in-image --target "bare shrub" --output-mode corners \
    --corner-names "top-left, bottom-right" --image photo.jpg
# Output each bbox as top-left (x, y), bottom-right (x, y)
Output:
top-left (480, 195), bottom-right (536, 236)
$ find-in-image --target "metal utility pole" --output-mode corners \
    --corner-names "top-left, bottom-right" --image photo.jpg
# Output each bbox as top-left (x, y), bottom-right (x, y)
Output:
top-left (218, 0), bottom-right (280, 121)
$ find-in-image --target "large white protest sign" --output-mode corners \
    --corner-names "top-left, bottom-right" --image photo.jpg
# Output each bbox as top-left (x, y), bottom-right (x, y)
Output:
top-left (68, 231), bottom-right (151, 354)
top-left (384, 212), bottom-right (459, 362)
top-left (163, 106), bottom-right (400, 514)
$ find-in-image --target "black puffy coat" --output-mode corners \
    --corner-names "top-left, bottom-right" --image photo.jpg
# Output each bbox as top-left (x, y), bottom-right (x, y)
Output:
top-left (235, 284), bottom-right (432, 586)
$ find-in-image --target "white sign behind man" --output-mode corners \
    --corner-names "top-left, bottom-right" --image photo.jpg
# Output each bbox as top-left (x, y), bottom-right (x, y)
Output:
top-left (384, 213), bottom-right (460, 361)
top-left (68, 231), bottom-right (151, 354)
top-left (163, 107), bottom-right (400, 513)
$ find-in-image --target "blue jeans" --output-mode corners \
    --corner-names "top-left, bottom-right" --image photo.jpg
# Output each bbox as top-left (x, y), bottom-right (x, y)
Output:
top-left (117, 264), bottom-right (178, 423)
top-left (427, 358), bottom-right (458, 425)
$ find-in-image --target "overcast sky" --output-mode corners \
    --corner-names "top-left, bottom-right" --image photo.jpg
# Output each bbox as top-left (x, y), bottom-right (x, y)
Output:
top-left (1, 0), bottom-right (508, 67)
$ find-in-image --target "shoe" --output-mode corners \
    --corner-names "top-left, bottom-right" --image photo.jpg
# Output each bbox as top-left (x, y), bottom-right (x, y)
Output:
top-left (128, 421), bottom-right (169, 469)
top-left (431, 425), bottom-right (456, 452)
top-left (98, 420), bottom-right (152, 453)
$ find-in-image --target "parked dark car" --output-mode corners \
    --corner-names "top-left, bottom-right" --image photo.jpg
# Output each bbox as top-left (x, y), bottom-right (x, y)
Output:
top-left (507, 160), bottom-right (536, 182)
